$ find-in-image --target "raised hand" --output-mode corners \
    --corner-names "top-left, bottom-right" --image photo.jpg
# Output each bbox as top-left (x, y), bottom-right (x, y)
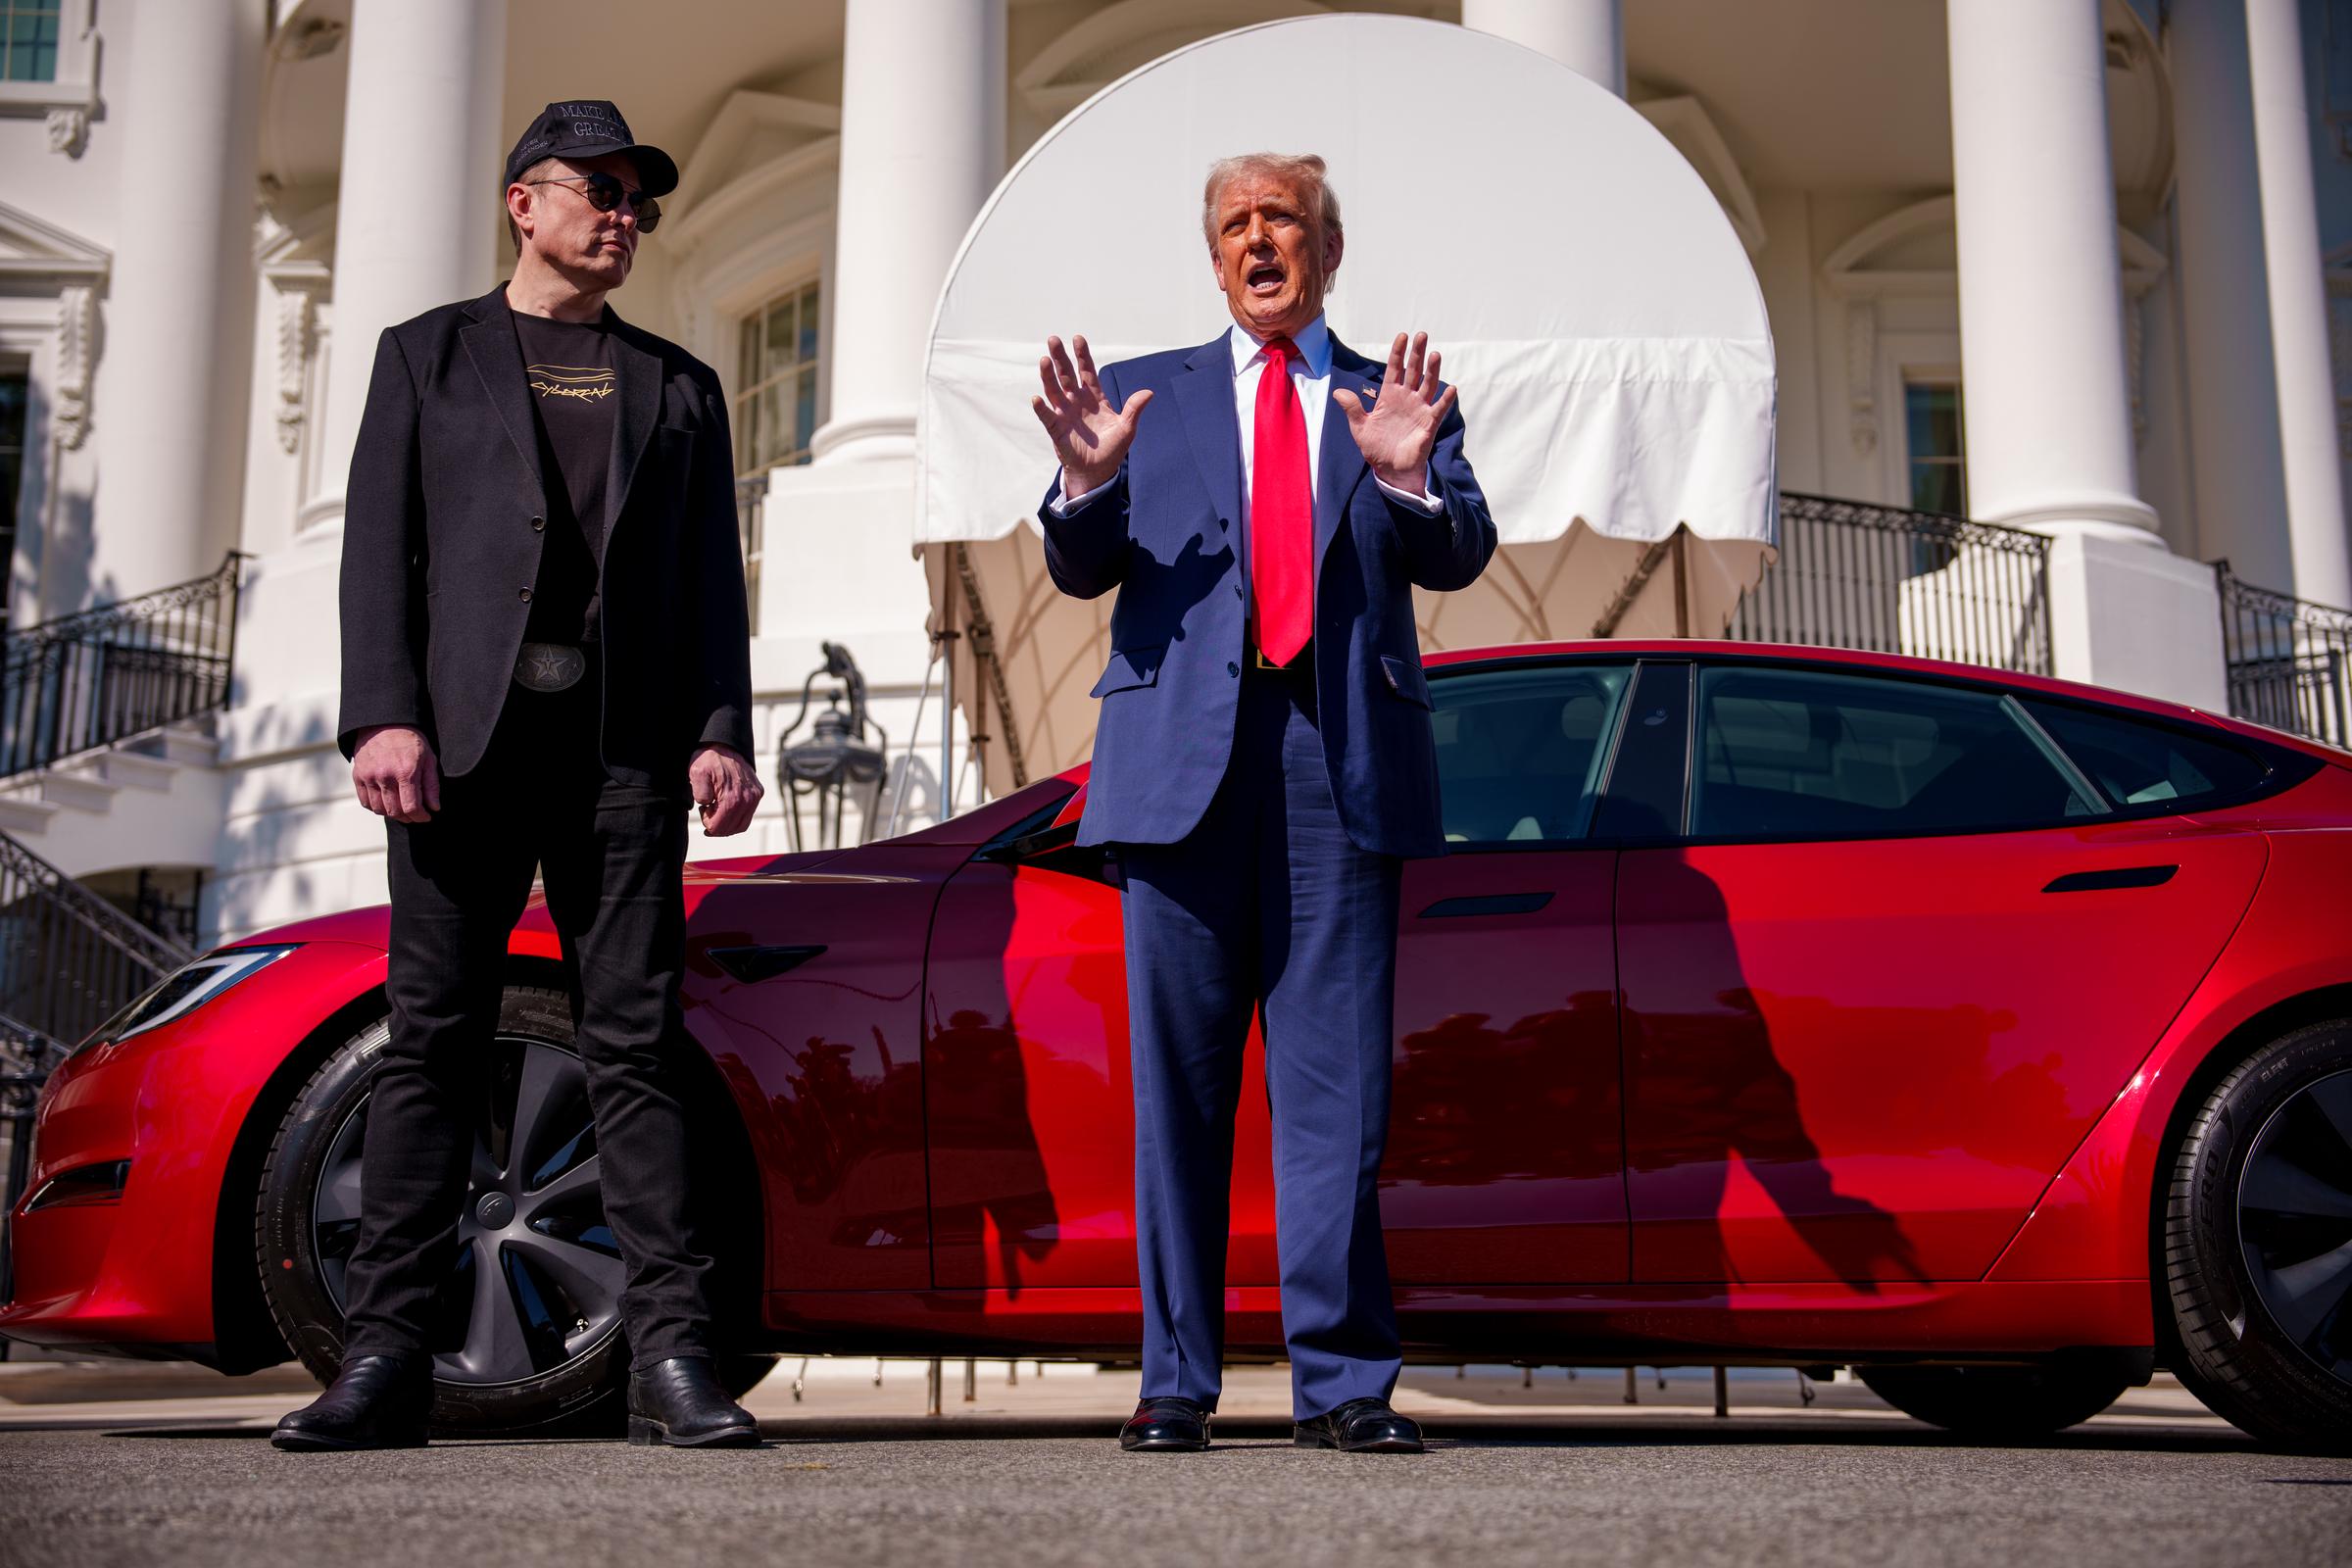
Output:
top-left (1031, 334), bottom-right (1152, 498)
top-left (1333, 332), bottom-right (1458, 497)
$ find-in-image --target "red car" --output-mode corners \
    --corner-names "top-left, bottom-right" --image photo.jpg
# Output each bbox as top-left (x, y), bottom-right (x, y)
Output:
top-left (8, 642), bottom-right (2351, 1446)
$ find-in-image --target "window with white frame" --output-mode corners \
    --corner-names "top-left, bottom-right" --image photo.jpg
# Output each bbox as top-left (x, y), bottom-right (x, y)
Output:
top-left (0, 361), bottom-right (25, 630)
top-left (735, 279), bottom-right (821, 473)
top-left (1903, 380), bottom-right (1967, 517)
top-left (733, 279), bottom-right (823, 637)
top-left (1, 0), bottom-right (59, 81)
top-left (1902, 378), bottom-right (1967, 576)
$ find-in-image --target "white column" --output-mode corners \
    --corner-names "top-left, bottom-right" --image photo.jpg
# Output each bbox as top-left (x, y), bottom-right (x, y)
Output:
top-left (812, 0), bottom-right (1005, 466)
top-left (2248, 0), bottom-right (2352, 610)
top-left (1947, 0), bottom-right (2154, 545)
top-left (92, 0), bottom-right (265, 601)
top-left (1949, 0), bottom-right (2224, 709)
top-left (1461, 0), bottom-right (1624, 96)
top-left (311, 0), bottom-right (509, 524)
top-left (2169, 0), bottom-right (2296, 590)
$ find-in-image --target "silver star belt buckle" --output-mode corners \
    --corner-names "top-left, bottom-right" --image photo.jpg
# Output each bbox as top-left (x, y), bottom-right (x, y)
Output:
top-left (514, 642), bottom-right (587, 692)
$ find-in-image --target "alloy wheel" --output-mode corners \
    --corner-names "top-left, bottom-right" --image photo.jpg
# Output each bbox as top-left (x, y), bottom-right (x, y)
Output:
top-left (311, 1036), bottom-right (623, 1385)
top-left (2236, 1067), bottom-right (2352, 1388)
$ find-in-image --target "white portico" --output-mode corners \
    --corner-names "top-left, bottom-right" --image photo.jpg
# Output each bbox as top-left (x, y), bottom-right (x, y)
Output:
top-left (0, 0), bottom-right (2343, 945)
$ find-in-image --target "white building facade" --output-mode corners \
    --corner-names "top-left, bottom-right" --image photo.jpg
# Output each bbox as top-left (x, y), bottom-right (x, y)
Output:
top-left (0, 0), bottom-right (2347, 944)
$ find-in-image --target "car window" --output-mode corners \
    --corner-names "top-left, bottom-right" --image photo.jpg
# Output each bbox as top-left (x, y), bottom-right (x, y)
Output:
top-left (1691, 666), bottom-right (2102, 840)
top-left (2021, 699), bottom-right (2271, 809)
top-left (1431, 664), bottom-right (1633, 844)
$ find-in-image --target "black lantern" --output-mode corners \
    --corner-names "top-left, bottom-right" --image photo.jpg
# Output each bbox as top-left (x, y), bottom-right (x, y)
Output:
top-left (776, 642), bottom-right (888, 852)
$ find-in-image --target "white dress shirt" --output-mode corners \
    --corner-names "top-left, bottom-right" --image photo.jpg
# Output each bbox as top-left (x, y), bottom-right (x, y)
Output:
top-left (1053, 314), bottom-right (1443, 518)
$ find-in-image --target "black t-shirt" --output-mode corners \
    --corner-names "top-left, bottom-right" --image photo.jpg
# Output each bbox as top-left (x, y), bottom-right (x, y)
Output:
top-left (510, 309), bottom-right (617, 644)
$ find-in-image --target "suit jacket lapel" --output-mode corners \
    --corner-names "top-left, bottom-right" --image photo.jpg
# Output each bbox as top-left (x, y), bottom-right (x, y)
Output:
top-left (1171, 335), bottom-right (1242, 533)
top-left (603, 314), bottom-right (662, 545)
top-left (458, 287), bottom-right (549, 508)
top-left (1315, 340), bottom-right (1376, 569)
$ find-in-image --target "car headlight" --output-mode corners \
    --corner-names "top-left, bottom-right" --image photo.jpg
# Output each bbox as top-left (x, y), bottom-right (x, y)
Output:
top-left (75, 945), bottom-right (300, 1054)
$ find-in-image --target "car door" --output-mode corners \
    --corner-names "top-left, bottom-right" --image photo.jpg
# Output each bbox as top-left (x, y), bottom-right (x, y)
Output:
top-left (922, 793), bottom-right (1286, 1291)
top-left (1383, 658), bottom-right (1636, 1283)
top-left (1614, 658), bottom-right (2273, 1285)
top-left (921, 657), bottom-right (1642, 1293)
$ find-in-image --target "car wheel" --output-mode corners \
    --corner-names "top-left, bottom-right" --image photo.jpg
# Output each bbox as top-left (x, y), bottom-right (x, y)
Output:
top-left (254, 986), bottom-right (774, 1436)
top-left (2164, 1018), bottom-right (2352, 1452)
top-left (1856, 1364), bottom-right (2130, 1436)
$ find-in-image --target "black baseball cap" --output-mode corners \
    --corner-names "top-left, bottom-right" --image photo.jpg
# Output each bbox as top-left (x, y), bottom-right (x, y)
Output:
top-left (503, 100), bottom-right (678, 198)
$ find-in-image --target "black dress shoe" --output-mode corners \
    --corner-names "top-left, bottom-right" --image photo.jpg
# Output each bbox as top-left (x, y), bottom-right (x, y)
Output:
top-left (1294, 1396), bottom-right (1425, 1452)
top-left (1119, 1396), bottom-right (1211, 1451)
top-left (271, 1353), bottom-right (435, 1451)
top-left (627, 1355), bottom-right (760, 1447)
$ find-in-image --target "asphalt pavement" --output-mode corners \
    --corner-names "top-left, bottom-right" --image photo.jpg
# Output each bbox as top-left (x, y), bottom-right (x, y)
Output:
top-left (3, 1361), bottom-right (2347, 1568)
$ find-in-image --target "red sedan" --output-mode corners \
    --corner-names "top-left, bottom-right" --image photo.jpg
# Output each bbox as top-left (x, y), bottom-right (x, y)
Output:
top-left (7, 642), bottom-right (2351, 1446)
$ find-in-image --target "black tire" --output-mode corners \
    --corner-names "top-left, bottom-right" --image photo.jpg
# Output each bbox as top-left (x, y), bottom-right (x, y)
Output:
top-left (2163, 1018), bottom-right (2352, 1452)
top-left (253, 987), bottom-right (774, 1437)
top-left (1856, 1363), bottom-right (2130, 1437)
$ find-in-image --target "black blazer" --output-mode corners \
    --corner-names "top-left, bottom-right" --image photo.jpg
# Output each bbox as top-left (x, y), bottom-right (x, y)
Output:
top-left (336, 283), bottom-right (754, 791)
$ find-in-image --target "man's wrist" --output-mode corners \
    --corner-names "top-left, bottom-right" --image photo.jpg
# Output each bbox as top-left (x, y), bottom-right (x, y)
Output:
top-left (1063, 466), bottom-right (1119, 502)
top-left (1371, 464), bottom-right (1426, 498)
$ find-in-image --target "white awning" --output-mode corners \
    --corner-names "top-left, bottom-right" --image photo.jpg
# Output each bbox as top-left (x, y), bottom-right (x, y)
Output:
top-left (912, 14), bottom-right (1778, 799)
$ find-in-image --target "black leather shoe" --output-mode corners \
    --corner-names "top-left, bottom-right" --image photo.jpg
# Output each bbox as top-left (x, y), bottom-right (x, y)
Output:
top-left (627, 1355), bottom-right (760, 1447)
top-left (271, 1353), bottom-right (434, 1451)
top-left (1294, 1396), bottom-right (1425, 1452)
top-left (1119, 1396), bottom-right (1211, 1451)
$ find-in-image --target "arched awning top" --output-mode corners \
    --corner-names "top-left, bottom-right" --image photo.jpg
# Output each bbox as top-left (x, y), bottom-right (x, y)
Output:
top-left (916, 13), bottom-right (1776, 550)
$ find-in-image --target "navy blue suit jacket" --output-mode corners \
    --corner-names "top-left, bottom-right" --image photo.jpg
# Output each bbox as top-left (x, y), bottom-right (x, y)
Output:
top-left (1039, 332), bottom-right (1496, 858)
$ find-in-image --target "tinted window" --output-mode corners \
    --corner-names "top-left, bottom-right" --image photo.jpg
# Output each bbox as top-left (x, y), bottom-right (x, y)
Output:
top-left (1691, 666), bottom-right (2101, 839)
top-left (1432, 664), bottom-right (1632, 844)
top-left (2022, 699), bottom-right (2271, 809)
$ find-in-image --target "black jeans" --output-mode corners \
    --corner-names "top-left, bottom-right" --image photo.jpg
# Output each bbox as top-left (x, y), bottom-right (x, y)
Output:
top-left (341, 672), bottom-right (713, 1371)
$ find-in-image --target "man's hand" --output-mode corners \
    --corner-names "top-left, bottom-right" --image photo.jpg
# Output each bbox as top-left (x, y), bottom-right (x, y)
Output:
top-left (352, 725), bottom-right (441, 824)
top-left (1031, 334), bottom-right (1153, 498)
top-left (1334, 332), bottom-right (1458, 497)
top-left (690, 744), bottom-right (762, 837)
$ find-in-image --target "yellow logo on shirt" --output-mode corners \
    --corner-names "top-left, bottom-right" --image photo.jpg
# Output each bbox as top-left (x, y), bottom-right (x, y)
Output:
top-left (528, 364), bottom-right (615, 402)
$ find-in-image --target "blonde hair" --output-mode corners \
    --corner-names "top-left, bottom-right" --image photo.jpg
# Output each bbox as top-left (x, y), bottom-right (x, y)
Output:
top-left (1200, 152), bottom-right (1343, 250)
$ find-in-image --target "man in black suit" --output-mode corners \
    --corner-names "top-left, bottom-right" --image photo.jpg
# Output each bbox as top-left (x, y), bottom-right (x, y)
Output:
top-left (275, 101), bottom-right (763, 1451)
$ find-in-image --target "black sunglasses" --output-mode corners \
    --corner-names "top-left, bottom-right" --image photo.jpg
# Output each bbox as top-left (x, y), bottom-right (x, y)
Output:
top-left (526, 172), bottom-right (662, 233)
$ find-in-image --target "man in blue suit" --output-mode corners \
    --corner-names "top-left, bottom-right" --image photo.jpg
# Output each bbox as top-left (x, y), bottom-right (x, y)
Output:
top-left (1031, 153), bottom-right (1495, 1454)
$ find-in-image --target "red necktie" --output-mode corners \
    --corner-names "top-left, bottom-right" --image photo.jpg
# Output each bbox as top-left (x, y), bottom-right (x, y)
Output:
top-left (1250, 337), bottom-right (1312, 666)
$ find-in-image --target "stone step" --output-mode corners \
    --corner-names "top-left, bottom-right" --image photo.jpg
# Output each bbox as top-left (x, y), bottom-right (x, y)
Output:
top-left (96, 750), bottom-right (176, 793)
top-left (0, 793), bottom-right (60, 835)
top-left (158, 726), bottom-right (220, 767)
top-left (38, 770), bottom-right (119, 814)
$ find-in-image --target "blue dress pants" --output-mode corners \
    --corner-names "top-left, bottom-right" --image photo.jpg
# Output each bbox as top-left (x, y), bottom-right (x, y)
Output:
top-left (1116, 659), bottom-right (1405, 1421)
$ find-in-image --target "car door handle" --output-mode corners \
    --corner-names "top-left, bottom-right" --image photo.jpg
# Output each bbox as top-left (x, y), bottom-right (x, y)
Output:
top-left (707, 944), bottom-right (827, 982)
top-left (1417, 893), bottom-right (1553, 918)
top-left (2042, 865), bottom-right (2178, 894)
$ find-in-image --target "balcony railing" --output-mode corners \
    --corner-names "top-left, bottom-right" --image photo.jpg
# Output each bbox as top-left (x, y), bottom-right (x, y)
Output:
top-left (0, 554), bottom-right (244, 782)
top-left (0, 829), bottom-right (189, 1312)
top-left (1731, 494), bottom-right (2055, 675)
top-left (2217, 564), bottom-right (2352, 750)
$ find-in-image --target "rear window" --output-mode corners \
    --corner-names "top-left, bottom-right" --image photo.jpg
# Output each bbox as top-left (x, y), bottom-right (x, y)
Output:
top-left (1691, 666), bottom-right (2100, 839)
top-left (2021, 699), bottom-right (2272, 809)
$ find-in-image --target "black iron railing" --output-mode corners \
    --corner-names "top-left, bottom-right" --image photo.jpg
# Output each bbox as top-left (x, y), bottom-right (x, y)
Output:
top-left (1730, 494), bottom-right (2055, 675)
top-left (0, 827), bottom-right (189, 1050)
top-left (1, 1008), bottom-right (71, 1313)
top-left (2217, 564), bottom-right (2352, 749)
top-left (0, 554), bottom-right (244, 781)
top-left (0, 831), bottom-right (186, 1319)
